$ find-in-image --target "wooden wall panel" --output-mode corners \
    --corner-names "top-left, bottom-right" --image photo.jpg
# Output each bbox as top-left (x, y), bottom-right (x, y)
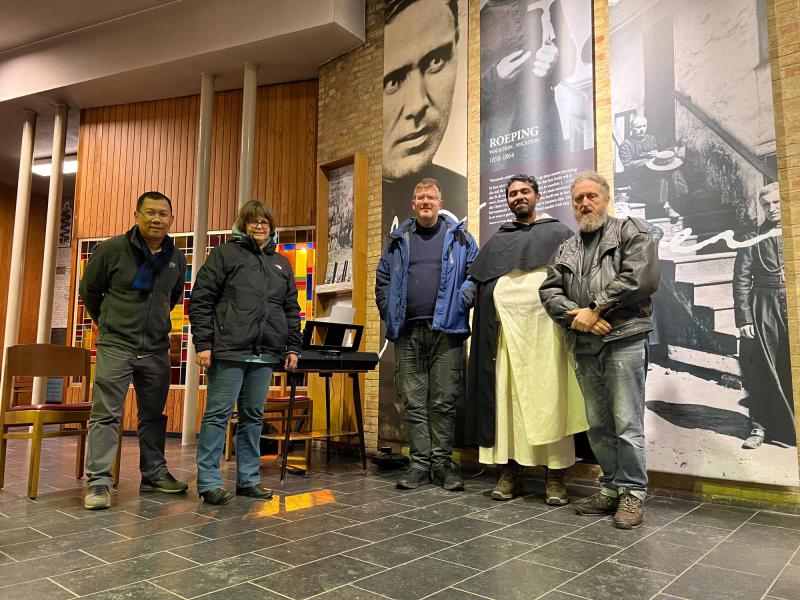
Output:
top-left (0, 184), bottom-right (48, 349)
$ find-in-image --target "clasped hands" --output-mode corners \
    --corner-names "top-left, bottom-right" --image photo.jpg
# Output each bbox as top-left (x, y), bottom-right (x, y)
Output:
top-left (567, 307), bottom-right (612, 336)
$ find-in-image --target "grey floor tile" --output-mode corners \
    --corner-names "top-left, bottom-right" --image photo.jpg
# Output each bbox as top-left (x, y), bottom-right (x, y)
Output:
top-left (337, 515), bottom-right (429, 542)
top-left (432, 534), bottom-right (535, 570)
top-left (0, 549), bottom-right (102, 588)
top-left (170, 530), bottom-right (289, 563)
top-left (82, 529), bottom-right (206, 563)
top-left (456, 558), bottom-right (573, 600)
top-left (78, 581), bottom-right (184, 599)
top-left (664, 563), bottom-right (774, 600)
top-left (752, 510), bottom-right (800, 531)
top-left (261, 513), bottom-right (357, 540)
top-left (357, 556), bottom-right (478, 600)
top-left (1, 578), bottom-right (76, 600)
top-left (560, 560), bottom-right (675, 600)
top-left (566, 519), bottom-right (656, 549)
top-left (415, 516), bottom-right (506, 544)
top-left (52, 550), bottom-right (196, 595)
top-left (331, 500), bottom-right (411, 522)
top-left (183, 514), bottom-right (284, 538)
top-left (676, 505), bottom-right (755, 530)
top-left (614, 538), bottom-right (705, 575)
top-left (343, 533), bottom-right (452, 568)
top-left (255, 553), bottom-right (384, 599)
top-left (0, 526), bottom-right (49, 545)
top-left (448, 490), bottom-right (507, 509)
top-left (424, 589), bottom-right (491, 599)
top-left (326, 478), bottom-right (397, 493)
top-left (537, 592), bottom-right (589, 600)
top-left (768, 564), bottom-right (800, 599)
top-left (646, 521), bottom-right (731, 550)
top-left (152, 552), bottom-right (288, 598)
top-left (534, 505), bottom-right (609, 527)
top-left (522, 536), bottom-right (619, 573)
top-left (701, 540), bottom-right (793, 578)
top-left (400, 501), bottom-right (478, 523)
top-left (390, 488), bottom-right (454, 508)
top-left (0, 527), bottom-right (127, 560)
top-left (727, 523), bottom-right (800, 551)
top-left (107, 511), bottom-right (216, 538)
top-left (34, 510), bottom-right (148, 537)
top-left (198, 581), bottom-right (288, 599)
top-left (465, 502), bottom-right (548, 525)
top-left (313, 585), bottom-right (396, 599)
top-left (493, 517), bottom-right (577, 547)
top-left (259, 531), bottom-right (369, 566)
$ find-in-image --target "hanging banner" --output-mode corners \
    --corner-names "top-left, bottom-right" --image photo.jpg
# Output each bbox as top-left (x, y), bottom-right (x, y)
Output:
top-left (480, 0), bottom-right (595, 240)
top-left (379, 0), bottom-right (470, 443)
top-left (610, 0), bottom-right (797, 485)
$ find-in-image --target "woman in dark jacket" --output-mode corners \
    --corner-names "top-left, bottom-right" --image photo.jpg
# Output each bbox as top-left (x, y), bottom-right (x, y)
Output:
top-left (189, 200), bottom-right (302, 505)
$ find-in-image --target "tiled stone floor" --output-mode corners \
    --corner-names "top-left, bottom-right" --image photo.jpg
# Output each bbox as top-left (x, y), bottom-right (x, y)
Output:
top-left (1, 436), bottom-right (799, 599)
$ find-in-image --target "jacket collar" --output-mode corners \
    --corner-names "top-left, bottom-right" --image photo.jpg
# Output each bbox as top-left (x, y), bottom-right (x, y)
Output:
top-left (389, 214), bottom-right (462, 240)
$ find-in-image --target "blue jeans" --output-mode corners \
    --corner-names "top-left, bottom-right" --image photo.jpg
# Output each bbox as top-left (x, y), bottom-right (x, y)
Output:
top-left (196, 360), bottom-right (273, 493)
top-left (574, 337), bottom-right (648, 501)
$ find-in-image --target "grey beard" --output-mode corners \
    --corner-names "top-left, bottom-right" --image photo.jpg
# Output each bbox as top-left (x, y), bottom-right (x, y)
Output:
top-left (577, 212), bottom-right (605, 232)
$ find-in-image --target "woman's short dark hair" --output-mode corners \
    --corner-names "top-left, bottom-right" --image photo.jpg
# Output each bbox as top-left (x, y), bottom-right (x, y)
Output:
top-left (234, 200), bottom-right (276, 233)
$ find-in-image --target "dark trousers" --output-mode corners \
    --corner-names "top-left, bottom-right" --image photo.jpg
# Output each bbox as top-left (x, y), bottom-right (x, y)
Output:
top-left (395, 320), bottom-right (464, 472)
top-left (86, 345), bottom-right (170, 487)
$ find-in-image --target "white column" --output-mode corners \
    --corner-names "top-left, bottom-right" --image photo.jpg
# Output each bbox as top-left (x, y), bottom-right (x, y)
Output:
top-left (1, 111), bottom-right (37, 382)
top-left (237, 61), bottom-right (258, 208)
top-left (182, 73), bottom-right (215, 445)
top-left (31, 105), bottom-right (68, 405)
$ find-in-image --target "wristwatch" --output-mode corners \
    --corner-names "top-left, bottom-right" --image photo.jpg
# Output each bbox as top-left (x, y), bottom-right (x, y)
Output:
top-left (588, 300), bottom-right (601, 312)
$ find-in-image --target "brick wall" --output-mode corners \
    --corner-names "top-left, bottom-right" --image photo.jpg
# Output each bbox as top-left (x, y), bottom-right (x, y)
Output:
top-left (317, 1), bottom-right (385, 450)
top-left (318, 0), bottom-right (800, 465)
top-left (768, 0), bottom-right (800, 462)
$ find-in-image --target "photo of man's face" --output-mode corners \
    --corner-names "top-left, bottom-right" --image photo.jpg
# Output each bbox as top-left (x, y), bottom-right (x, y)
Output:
top-left (383, 0), bottom-right (458, 180)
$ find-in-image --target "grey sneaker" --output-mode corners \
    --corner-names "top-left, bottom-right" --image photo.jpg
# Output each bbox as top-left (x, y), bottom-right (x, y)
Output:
top-left (491, 469), bottom-right (521, 500)
top-left (613, 491), bottom-right (644, 529)
top-left (140, 472), bottom-right (189, 494)
top-left (574, 492), bottom-right (618, 515)
top-left (432, 464), bottom-right (464, 492)
top-left (85, 485), bottom-right (111, 510)
top-left (545, 468), bottom-right (568, 506)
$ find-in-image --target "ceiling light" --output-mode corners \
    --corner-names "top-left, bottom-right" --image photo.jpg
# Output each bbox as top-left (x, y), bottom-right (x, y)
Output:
top-left (32, 155), bottom-right (78, 177)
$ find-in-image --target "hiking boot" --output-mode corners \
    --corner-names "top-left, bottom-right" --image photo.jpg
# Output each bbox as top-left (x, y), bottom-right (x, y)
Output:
top-left (613, 491), bottom-right (644, 529)
top-left (200, 487), bottom-right (234, 505)
top-left (574, 492), bottom-right (618, 515)
top-left (545, 468), bottom-right (568, 506)
top-left (140, 472), bottom-right (189, 494)
top-left (396, 468), bottom-right (431, 490)
top-left (84, 485), bottom-right (111, 510)
top-left (432, 464), bottom-right (464, 492)
top-left (491, 468), bottom-right (521, 500)
top-left (236, 485), bottom-right (274, 500)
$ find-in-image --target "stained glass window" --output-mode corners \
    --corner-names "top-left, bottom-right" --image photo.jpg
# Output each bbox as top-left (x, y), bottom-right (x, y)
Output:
top-left (73, 228), bottom-right (315, 386)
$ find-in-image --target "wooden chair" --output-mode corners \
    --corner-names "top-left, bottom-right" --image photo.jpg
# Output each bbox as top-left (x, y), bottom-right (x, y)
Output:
top-left (0, 344), bottom-right (107, 499)
top-left (224, 374), bottom-right (314, 470)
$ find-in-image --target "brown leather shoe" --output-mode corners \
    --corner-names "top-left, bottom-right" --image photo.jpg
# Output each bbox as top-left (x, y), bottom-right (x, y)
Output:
top-left (613, 491), bottom-right (644, 529)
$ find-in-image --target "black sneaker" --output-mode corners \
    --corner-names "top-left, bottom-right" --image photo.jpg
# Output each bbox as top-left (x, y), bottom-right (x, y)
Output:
top-left (432, 464), bottom-right (464, 492)
top-left (199, 487), bottom-right (234, 505)
top-left (396, 468), bottom-right (431, 489)
top-left (236, 485), bottom-right (274, 500)
top-left (140, 472), bottom-right (189, 494)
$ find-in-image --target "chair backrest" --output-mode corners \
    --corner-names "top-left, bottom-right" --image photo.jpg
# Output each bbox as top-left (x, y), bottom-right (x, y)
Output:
top-left (1, 344), bottom-right (91, 412)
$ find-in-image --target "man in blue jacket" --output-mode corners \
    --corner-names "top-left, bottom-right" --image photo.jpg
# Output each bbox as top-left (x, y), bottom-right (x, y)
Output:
top-left (376, 177), bottom-right (478, 491)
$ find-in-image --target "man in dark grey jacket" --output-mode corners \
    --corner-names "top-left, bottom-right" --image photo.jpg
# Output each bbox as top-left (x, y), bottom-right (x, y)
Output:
top-left (79, 191), bottom-right (188, 510)
top-left (540, 171), bottom-right (660, 530)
